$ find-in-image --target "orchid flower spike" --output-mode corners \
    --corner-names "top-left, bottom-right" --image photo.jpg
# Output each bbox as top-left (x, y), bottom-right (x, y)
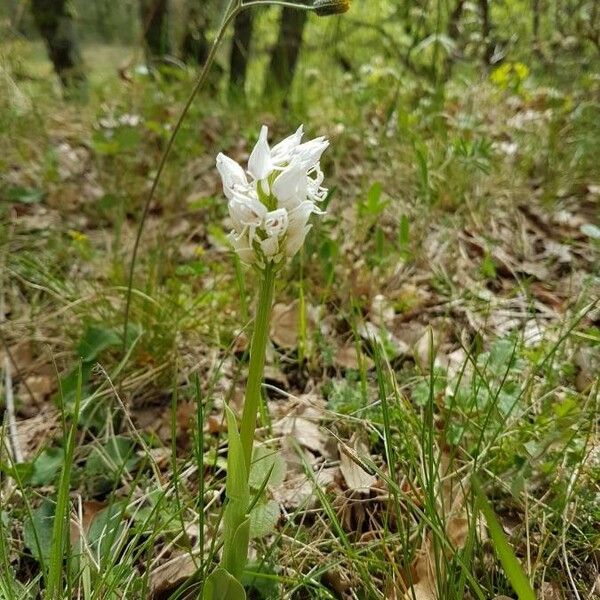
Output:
top-left (216, 125), bottom-right (329, 268)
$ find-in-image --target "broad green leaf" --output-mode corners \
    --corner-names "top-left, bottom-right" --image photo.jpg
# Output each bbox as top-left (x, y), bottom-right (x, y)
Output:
top-left (222, 498), bottom-right (247, 559)
top-left (221, 406), bottom-right (251, 580)
top-left (202, 567), bottom-right (246, 600)
top-left (5, 185), bottom-right (44, 204)
top-left (77, 325), bottom-right (121, 363)
top-left (242, 562), bottom-right (280, 599)
top-left (29, 447), bottom-right (65, 486)
top-left (53, 362), bottom-right (92, 409)
top-left (84, 436), bottom-right (139, 495)
top-left (0, 460), bottom-right (33, 481)
top-left (23, 498), bottom-right (55, 564)
top-left (249, 500), bottom-right (280, 539)
top-left (87, 503), bottom-right (126, 561)
top-left (248, 445), bottom-right (286, 490)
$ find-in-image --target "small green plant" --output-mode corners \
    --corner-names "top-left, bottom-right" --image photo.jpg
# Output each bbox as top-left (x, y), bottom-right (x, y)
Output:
top-left (490, 62), bottom-right (530, 94)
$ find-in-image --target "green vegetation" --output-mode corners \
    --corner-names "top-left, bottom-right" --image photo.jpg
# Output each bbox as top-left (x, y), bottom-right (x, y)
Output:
top-left (0, 0), bottom-right (599, 598)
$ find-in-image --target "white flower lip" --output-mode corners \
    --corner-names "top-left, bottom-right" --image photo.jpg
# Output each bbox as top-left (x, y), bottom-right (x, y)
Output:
top-left (216, 124), bottom-right (329, 266)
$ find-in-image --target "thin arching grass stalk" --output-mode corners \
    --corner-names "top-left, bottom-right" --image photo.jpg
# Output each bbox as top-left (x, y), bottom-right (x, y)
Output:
top-left (122, 0), bottom-right (319, 355)
top-left (122, 0), bottom-right (239, 353)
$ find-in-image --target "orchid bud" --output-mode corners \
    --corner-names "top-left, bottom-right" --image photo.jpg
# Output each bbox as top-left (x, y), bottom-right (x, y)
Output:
top-left (313, 0), bottom-right (350, 16)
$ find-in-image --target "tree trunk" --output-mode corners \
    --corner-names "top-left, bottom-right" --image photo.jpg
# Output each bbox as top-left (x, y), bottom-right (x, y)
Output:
top-left (266, 8), bottom-right (308, 102)
top-left (181, 2), bottom-right (209, 65)
top-left (30, 0), bottom-right (86, 93)
top-left (443, 0), bottom-right (466, 79)
top-left (532, 0), bottom-right (542, 56)
top-left (229, 11), bottom-right (254, 97)
top-left (139, 0), bottom-right (171, 62)
top-left (478, 0), bottom-right (494, 64)
top-left (448, 0), bottom-right (466, 40)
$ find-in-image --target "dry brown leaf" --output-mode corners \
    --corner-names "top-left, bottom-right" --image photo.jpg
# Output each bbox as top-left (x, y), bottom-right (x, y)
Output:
top-left (446, 516), bottom-right (469, 550)
top-left (0, 342), bottom-right (33, 373)
top-left (18, 208), bottom-right (60, 231)
top-left (19, 374), bottom-right (54, 405)
top-left (15, 407), bottom-right (60, 460)
top-left (263, 365), bottom-right (288, 388)
top-left (334, 343), bottom-right (374, 370)
top-left (370, 294), bottom-right (395, 326)
top-left (271, 465), bottom-right (337, 509)
top-left (270, 301), bottom-right (301, 349)
top-left (70, 500), bottom-right (106, 544)
top-left (405, 537), bottom-right (437, 600)
top-left (403, 452), bottom-right (479, 600)
top-left (358, 321), bottom-right (409, 357)
top-left (276, 412), bottom-right (326, 455)
top-left (574, 347), bottom-right (600, 392)
top-left (539, 582), bottom-right (563, 600)
top-left (149, 553), bottom-right (197, 598)
top-left (405, 581), bottom-right (436, 600)
top-left (338, 435), bottom-right (376, 493)
top-left (272, 395), bottom-right (328, 456)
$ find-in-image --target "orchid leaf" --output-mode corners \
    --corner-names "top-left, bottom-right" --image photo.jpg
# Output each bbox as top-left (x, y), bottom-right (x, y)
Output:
top-left (221, 405), bottom-right (251, 580)
top-left (224, 405), bottom-right (249, 504)
top-left (223, 517), bottom-right (251, 580)
top-left (202, 567), bottom-right (246, 600)
top-left (249, 500), bottom-right (280, 539)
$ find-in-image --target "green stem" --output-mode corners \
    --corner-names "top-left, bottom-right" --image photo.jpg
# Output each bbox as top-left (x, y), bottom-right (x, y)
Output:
top-left (239, 264), bottom-right (276, 472)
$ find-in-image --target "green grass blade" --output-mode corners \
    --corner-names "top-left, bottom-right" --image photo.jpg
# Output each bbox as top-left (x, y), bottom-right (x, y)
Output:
top-left (474, 478), bottom-right (535, 600)
top-left (46, 363), bottom-right (82, 598)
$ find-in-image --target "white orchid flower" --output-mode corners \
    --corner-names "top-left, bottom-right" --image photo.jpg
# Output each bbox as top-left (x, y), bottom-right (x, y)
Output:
top-left (216, 152), bottom-right (248, 199)
top-left (216, 124), bottom-right (329, 266)
top-left (264, 208), bottom-right (289, 238)
top-left (270, 125), bottom-right (304, 164)
top-left (227, 231), bottom-right (255, 264)
top-left (247, 125), bottom-right (273, 181)
top-left (228, 191), bottom-right (267, 242)
top-left (272, 160), bottom-right (308, 209)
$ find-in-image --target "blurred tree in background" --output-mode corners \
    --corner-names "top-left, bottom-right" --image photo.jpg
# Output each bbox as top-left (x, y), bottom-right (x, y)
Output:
top-left (180, 1), bottom-right (209, 65)
top-left (267, 6), bottom-right (308, 103)
top-left (29, 0), bottom-right (87, 94)
top-left (229, 10), bottom-right (254, 97)
top-left (139, 0), bottom-right (171, 63)
top-left (0, 0), bottom-right (596, 100)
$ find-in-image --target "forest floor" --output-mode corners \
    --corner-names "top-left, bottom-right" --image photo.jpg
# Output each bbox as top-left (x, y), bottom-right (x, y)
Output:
top-left (0, 37), bottom-right (599, 600)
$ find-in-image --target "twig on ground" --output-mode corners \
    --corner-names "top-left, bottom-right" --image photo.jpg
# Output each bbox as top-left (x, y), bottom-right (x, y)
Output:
top-left (1, 281), bottom-right (23, 464)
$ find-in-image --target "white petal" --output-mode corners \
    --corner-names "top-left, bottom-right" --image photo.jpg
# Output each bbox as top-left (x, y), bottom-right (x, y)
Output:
top-left (285, 224), bottom-right (312, 257)
top-left (272, 162), bottom-right (307, 209)
top-left (216, 153), bottom-right (247, 199)
top-left (229, 192), bottom-right (267, 239)
top-left (288, 200), bottom-right (316, 230)
top-left (248, 125), bottom-right (273, 181)
top-left (228, 231), bottom-right (255, 264)
top-left (260, 235), bottom-right (280, 258)
top-left (270, 125), bottom-right (304, 165)
top-left (293, 137), bottom-right (329, 167)
top-left (264, 208), bottom-right (289, 238)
